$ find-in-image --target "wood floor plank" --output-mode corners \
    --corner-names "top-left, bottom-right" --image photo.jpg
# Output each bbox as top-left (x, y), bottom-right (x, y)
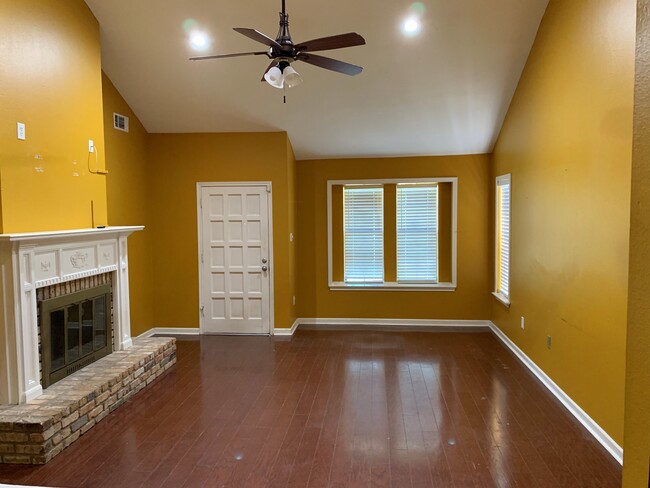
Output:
top-left (306, 346), bottom-right (347, 487)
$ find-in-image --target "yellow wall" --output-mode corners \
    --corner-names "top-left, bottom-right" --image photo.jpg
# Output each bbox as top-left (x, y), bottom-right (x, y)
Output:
top-left (623, 0), bottom-right (650, 485)
top-left (102, 73), bottom-right (153, 336)
top-left (0, 0), bottom-right (107, 233)
top-left (286, 139), bottom-right (298, 328)
top-left (491, 0), bottom-right (636, 444)
top-left (147, 133), bottom-right (296, 329)
top-left (331, 186), bottom-right (344, 281)
top-left (384, 184), bottom-right (397, 281)
top-left (296, 155), bottom-right (491, 320)
top-left (438, 182), bottom-right (452, 283)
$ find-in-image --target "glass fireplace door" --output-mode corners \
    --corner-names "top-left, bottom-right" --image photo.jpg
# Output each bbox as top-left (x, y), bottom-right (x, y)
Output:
top-left (41, 285), bottom-right (113, 388)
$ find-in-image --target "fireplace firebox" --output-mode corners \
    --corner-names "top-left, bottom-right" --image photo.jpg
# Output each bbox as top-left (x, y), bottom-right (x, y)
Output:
top-left (40, 285), bottom-right (113, 389)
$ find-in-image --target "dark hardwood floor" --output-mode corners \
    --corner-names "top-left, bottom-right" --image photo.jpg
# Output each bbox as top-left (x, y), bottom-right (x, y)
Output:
top-left (0, 330), bottom-right (622, 487)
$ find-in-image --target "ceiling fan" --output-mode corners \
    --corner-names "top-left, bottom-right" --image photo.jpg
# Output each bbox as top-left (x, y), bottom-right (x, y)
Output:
top-left (189, 0), bottom-right (366, 89)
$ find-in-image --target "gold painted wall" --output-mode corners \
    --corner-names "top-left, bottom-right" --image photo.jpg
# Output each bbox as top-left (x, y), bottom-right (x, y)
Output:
top-left (0, 0), bottom-right (107, 233)
top-left (147, 133), bottom-right (296, 329)
top-left (296, 155), bottom-right (491, 320)
top-left (622, 0), bottom-right (650, 485)
top-left (438, 182), bottom-right (452, 283)
top-left (102, 73), bottom-right (153, 336)
top-left (384, 184), bottom-right (397, 282)
top-left (286, 139), bottom-right (298, 328)
top-left (491, 0), bottom-right (635, 444)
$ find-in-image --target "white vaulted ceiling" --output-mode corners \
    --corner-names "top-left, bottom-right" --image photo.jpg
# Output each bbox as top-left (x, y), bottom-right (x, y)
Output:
top-left (85, 0), bottom-right (548, 160)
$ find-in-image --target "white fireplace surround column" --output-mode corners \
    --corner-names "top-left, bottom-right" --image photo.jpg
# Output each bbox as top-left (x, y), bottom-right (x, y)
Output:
top-left (0, 226), bottom-right (143, 405)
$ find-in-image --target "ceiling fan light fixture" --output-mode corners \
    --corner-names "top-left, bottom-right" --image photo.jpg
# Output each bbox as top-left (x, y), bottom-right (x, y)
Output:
top-left (264, 66), bottom-right (284, 88)
top-left (282, 65), bottom-right (303, 88)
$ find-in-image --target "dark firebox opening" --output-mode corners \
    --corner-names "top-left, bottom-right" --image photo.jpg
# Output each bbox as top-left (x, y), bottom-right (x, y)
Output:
top-left (40, 284), bottom-right (113, 389)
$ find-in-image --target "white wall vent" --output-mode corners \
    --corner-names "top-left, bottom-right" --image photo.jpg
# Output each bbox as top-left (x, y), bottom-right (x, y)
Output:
top-left (113, 112), bottom-right (129, 132)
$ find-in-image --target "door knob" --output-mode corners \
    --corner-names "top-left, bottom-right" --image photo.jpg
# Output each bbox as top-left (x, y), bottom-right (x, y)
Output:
top-left (262, 258), bottom-right (268, 263)
top-left (262, 265), bottom-right (268, 272)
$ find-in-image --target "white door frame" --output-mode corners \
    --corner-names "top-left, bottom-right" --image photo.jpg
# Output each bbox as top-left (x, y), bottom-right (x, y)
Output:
top-left (196, 182), bottom-right (275, 334)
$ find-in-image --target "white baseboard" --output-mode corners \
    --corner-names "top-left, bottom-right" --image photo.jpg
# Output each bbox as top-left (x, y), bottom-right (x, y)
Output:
top-left (135, 328), bottom-right (155, 339)
top-left (136, 327), bottom-right (200, 338)
top-left (488, 321), bottom-right (623, 465)
top-left (274, 319), bottom-right (300, 336)
top-left (297, 318), bottom-right (491, 329)
top-left (1, 484), bottom-right (46, 488)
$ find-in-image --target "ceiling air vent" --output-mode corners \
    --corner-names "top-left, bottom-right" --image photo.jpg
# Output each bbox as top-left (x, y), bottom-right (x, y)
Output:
top-left (113, 112), bottom-right (129, 132)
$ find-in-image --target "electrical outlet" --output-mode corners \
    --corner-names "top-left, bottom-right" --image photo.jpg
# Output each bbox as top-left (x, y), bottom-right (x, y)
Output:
top-left (292, 296), bottom-right (296, 306)
top-left (88, 139), bottom-right (95, 153)
top-left (17, 122), bottom-right (26, 140)
top-left (520, 316), bottom-right (525, 330)
top-left (547, 335), bottom-right (552, 349)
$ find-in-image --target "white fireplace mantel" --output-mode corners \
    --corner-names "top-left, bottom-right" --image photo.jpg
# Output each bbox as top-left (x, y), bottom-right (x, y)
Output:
top-left (0, 226), bottom-right (143, 405)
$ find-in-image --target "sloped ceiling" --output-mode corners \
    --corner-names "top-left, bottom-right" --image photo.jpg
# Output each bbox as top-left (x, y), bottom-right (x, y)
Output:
top-left (86, 0), bottom-right (548, 160)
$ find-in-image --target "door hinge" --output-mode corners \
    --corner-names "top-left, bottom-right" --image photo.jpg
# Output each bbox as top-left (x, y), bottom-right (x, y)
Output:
top-left (201, 253), bottom-right (204, 264)
top-left (200, 198), bottom-right (203, 209)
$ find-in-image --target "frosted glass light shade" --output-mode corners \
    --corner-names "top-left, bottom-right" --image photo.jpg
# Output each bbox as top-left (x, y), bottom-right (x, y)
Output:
top-left (283, 66), bottom-right (303, 88)
top-left (264, 66), bottom-right (284, 88)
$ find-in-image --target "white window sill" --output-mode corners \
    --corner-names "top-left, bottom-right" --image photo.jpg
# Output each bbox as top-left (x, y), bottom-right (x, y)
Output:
top-left (329, 282), bottom-right (456, 292)
top-left (492, 291), bottom-right (511, 308)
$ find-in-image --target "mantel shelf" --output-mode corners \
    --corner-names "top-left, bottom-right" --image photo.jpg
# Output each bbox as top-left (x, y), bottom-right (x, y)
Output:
top-left (0, 226), bottom-right (144, 243)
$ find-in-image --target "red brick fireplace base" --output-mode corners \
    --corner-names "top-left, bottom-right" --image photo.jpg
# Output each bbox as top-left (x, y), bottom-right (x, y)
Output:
top-left (0, 337), bottom-right (176, 464)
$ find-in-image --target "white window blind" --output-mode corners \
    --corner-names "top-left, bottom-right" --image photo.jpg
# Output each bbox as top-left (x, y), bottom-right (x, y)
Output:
top-left (496, 175), bottom-right (511, 298)
top-left (396, 184), bottom-right (438, 282)
top-left (344, 186), bottom-right (384, 282)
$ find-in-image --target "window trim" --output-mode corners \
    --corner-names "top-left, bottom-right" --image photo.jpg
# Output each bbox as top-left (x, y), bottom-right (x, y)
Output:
top-left (493, 174), bottom-right (511, 307)
top-left (327, 177), bottom-right (458, 291)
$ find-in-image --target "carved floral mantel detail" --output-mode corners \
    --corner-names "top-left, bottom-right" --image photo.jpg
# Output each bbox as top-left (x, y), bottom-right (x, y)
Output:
top-left (70, 251), bottom-right (89, 269)
top-left (0, 226), bottom-right (143, 405)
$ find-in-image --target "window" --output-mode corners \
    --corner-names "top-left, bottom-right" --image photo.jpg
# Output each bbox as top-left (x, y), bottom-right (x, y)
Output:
top-left (397, 184), bottom-right (438, 282)
top-left (494, 174), bottom-right (511, 305)
top-left (343, 186), bottom-right (384, 283)
top-left (328, 178), bottom-right (457, 290)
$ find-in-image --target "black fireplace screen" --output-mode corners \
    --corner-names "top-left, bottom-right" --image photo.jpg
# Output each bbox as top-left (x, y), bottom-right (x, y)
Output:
top-left (40, 284), bottom-right (113, 388)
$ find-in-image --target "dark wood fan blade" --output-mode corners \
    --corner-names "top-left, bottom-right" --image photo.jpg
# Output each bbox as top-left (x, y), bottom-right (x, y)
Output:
top-left (233, 28), bottom-right (282, 49)
top-left (297, 53), bottom-right (363, 76)
top-left (295, 33), bottom-right (366, 53)
top-left (190, 51), bottom-right (268, 61)
top-left (261, 60), bottom-right (280, 81)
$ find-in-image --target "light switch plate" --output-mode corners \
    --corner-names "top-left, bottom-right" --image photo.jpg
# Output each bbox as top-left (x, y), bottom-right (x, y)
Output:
top-left (17, 122), bottom-right (25, 140)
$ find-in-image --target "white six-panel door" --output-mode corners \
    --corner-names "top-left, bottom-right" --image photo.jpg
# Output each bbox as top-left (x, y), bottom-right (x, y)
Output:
top-left (199, 184), bottom-right (272, 334)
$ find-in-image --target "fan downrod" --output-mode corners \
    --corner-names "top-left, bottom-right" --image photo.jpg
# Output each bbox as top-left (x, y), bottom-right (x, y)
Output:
top-left (275, 1), bottom-right (294, 55)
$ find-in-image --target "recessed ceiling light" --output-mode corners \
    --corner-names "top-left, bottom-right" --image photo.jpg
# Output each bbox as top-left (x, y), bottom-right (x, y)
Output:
top-left (190, 31), bottom-right (210, 50)
top-left (403, 17), bottom-right (421, 35)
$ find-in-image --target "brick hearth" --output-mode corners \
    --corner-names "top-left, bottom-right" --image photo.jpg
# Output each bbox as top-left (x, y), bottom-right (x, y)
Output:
top-left (0, 337), bottom-right (176, 464)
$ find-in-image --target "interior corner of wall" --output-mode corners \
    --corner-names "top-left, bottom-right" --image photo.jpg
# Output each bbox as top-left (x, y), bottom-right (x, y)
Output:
top-left (0, 171), bottom-right (4, 234)
top-left (285, 134), bottom-right (296, 161)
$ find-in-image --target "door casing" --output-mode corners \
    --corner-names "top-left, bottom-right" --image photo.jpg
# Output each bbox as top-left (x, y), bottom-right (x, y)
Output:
top-left (196, 181), bottom-right (275, 334)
